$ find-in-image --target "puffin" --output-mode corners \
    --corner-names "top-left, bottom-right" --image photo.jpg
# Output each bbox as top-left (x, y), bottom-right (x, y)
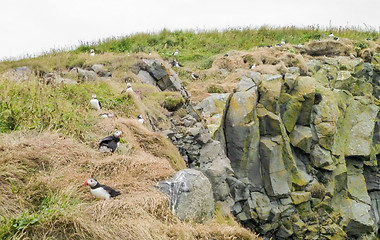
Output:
top-left (350, 53), bottom-right (355, 59)
top-left (172, 49), bottom-right (179, 57)
top-left (281, 39), bottom-right (286, 45)
top-left (224, 52), bottom-right (229, 57)
top-left (84, 178), bottom-right (121, 200)
top-left (191, 73), bottom-right (199, 80)
top-left (250, 64), bottom-right (256, 69)
top-left (333, 36), bottom-right (339, 41)
top-left (99, 131), bottom-right (122, 153)
top-left (171, 59), bottom-right (183, 68)
top-left (90, 49), bottom-right (95, 56)
top-left (90, 94), bottom-right (101, 110)
top-left (329, 33), bottom-right (334, 37)
top-left (126, 82), bottom-right (133, 93)
top-left (99, 112), bottom-right (114, 118)
top-left (137, 115), bottom-right (144, 124)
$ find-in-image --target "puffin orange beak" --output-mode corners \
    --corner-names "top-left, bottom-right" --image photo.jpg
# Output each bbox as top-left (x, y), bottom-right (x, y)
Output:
top-left (84, 181), bottom-right (87, 186)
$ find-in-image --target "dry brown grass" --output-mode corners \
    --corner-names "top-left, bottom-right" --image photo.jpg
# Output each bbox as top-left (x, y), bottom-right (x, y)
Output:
top-left (0, 123), bottom-right (259, 239)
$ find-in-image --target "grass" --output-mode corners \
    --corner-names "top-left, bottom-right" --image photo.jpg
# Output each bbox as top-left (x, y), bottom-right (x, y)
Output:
top-left (74, 26), bottom-right (379, 70)
top-left (0, 79), bottom-right (135, 141)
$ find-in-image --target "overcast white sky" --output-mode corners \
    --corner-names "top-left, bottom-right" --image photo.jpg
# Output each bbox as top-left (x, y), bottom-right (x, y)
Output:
top-left (0, 0), bottom-right (379, 60)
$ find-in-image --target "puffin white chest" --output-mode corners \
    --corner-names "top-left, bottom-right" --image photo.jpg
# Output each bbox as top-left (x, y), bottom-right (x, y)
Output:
top-left (90, 99), bottom-right (100, 110)
top-left (90, 187), bottom-right (111, 200)
top-left (138, 119), bottom-right (144, 124)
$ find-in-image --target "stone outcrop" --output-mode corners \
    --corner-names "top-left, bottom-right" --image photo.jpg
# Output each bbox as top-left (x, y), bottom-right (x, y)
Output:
top-left (154, 53), bottom-right (380, 239)
top-left (156, 169), bottom-right (214, 222)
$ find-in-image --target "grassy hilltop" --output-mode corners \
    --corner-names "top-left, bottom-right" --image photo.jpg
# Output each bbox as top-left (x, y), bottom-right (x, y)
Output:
top-left (0, 26), bottom-right (379, 239)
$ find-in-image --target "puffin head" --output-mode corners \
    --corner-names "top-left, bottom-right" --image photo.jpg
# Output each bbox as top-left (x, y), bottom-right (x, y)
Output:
top-left (137, 114), bottom-right (143, 119)
top-left (92, 94), bottom-right (97, 99)
top-left (126, 82), bottom-right (132, 88)
top-left (84, 178), bottom-right (98, 187)
top-left (114, 130), bottom-right (123, 137)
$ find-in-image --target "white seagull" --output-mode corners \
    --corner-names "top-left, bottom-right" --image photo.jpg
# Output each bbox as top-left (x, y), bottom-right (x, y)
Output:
top-left (90, 94), bottom-right (101, 110)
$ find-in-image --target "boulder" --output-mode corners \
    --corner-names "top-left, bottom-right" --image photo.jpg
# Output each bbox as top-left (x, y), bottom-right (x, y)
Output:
top-left (157, 169), bottom-right (214, 222)
top-left (290, 191), bottom-right (312, 205)
top-left (137, 70), bottom-right (157, 86)
top-left (70, 67), bottom-right (97, 82)
top-left (257, 105), bottom-right (282, 136)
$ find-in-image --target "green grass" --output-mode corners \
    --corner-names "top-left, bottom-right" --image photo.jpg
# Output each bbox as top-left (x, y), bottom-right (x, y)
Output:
top-left (0, 80), bottom-right (135, 141)
top-left (73, 26), bottom-right (379, 69)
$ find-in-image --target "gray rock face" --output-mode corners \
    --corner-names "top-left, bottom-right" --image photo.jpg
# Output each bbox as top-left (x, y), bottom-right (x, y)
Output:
top-left (195, 93), bottom-right (230, 117)
top-left (198, 140), bottom-right (233, 201)
top-left (157, 169), bottom-right (214, 223)
top-left (289, 125), bottom-right (312, 153)
top-left (134, 59), bottom-right (189, 99)
top-left (70, 67), bottom-right (97, 82)
top-left (223, 88), bottom-right (263, 188)
top-left (260, 137), bottom-right (291, 197)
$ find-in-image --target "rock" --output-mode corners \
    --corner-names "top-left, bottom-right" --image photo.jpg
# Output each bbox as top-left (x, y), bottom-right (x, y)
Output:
top-left (156, 169), bottom-right (214, 222)
top-left (195, 93), bottom-right (230, 117)
top-left (236, 75), bottom-right (256, 92)
top-left (291, 191), bottom-right (312, 205)
top-left (257, 105), bottom-right (282, 136)
top-left (137, 70), bottom-right (157, 86)
top-left (260, 137), bottom-right (291, 197)
top-left (258, 74), bottom-right (282, 113)
top-left (198, 140), bottom-right (233, 201)
top-left (163, 94), bottom-right (185, 111)
top-left (305, 40), bottom-right (352, 56)
top-left (310, 145), bottom-right (335, 170)
top-left (289, 125), bottom-right (312, 153)
top-left (371, 53), bottom-right (380, 71)
top-left (91, 64), bottom-right (111, 77)
top-left (223, 88), bottom-right (263, 188)
top-left (70, 67), bottom-right (97, 82)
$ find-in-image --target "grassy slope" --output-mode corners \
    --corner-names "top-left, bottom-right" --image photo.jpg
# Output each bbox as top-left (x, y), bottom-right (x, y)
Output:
top-left (1, 26), bottom-right (380, 239)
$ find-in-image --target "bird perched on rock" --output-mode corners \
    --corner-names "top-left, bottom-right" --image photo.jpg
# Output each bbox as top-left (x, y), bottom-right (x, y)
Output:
top-left (172, 49), bottom-right (179, 57)
top-left (90, 94), bottom-right (101, 110)
top-left (137, 115), bottom-right (144, 124)
top-left (349, 53), bottom-right (355, 59)
top-left (90, 49), bottom-right (95, 56)
top-left (99, 131), bottom-right (122, 153)
top-left (191, 73), bottom-right (199, 80)
top-left (84, 178), bottom-right (121, 200)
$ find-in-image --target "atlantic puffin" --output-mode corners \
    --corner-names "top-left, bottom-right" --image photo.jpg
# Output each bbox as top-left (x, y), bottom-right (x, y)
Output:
top-left (137, 115), bottom-right (144, 124)
top-left (90, 49), bottom-right (95, 56)
top-left (99, 131), bottom-right (122, 153)
top-left (90, 94), bottom-right (101, 110)
top-left (250, 64), bottom-right (256, 69)
top-left (125, 82), bottom-right (133, 93)
top-left (84, 178), bottom-right (121, 200)
top-left (171, 59), bottom-right (183, 68)
top-left (281, 39), bottom-right (286, 45)
top-left (191, 73), bottom-right (199, 80)
top-left (224, 53), bottom-right (229, 57)
top-left (172, 49), bottom-right (179, 57)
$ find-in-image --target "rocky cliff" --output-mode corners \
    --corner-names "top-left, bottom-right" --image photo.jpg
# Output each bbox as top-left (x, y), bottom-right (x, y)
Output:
top-left (140, 41), bottom-right (380, 239)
